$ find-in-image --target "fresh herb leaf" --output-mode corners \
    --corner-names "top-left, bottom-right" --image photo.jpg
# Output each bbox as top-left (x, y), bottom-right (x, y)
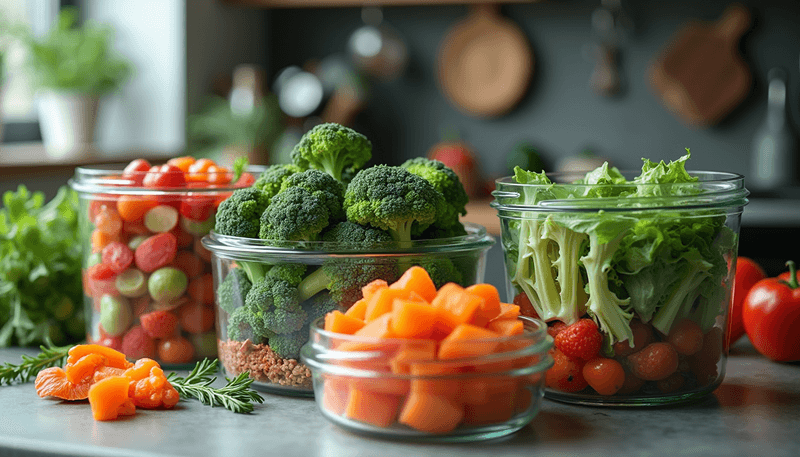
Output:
top-left (232, 156), bottom-right (249, 182)
top-left (166, 359), bottom-right (264, 414)
top-left (0, 343), bottom-right (70, 385)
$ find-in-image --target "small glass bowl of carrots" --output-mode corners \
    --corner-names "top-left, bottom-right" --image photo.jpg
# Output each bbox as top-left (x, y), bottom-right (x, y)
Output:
top-left (69, 157), bottom-right (261, 368)
top-left (300, 267), bottom-right (554, 442)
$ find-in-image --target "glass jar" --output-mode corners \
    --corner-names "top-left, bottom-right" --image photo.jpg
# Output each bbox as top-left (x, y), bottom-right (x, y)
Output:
top-left (202, 223), bottom-right (495, 396)
top-left (69, 163), bottom-right (260, 367)
top-left (300, 315), bottom-right (553, 442)
top-left (492, 170), bottom-right (748, 406)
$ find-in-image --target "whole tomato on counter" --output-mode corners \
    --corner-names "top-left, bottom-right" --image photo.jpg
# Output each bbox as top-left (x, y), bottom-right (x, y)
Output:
top-left (742, 260), bottom-right (800, 362)
top-left (726, 257), bottom-right (766, 350)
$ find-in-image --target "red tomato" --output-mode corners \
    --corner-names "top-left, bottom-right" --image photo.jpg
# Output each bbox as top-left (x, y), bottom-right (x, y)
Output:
top-left (143, 164), bottom-right (187, 188)
top-left (87, 263), bottom-right (117, 280)
top-left (742, 261), bottom-right (800, 362)
top-left (180, 194), bottom-right (215, 221)
top-left (726, 257), bottom-right (766, 349)
top-left (101, 241), bottom-right (134, 273)
top-left (134, 233), bottom-right (178, 273)
top-left (122, 159), bottom-right (152, 186)
top-left (234, 172), bottom-right (256, 188)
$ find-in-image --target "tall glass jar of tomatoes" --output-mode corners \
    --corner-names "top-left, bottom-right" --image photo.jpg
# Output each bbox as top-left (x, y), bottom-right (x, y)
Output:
top-left (70, 157), bottom-right (261, 366)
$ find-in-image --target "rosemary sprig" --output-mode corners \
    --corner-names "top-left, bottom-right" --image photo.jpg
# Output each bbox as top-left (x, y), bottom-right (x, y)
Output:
top-left (0, 343), bottom-right (71, 386)
top-left (166, 358), bottom-right (264, 414)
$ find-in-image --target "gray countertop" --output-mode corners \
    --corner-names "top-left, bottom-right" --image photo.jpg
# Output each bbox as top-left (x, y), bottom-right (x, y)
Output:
top-left (2, 341), bottom-right (799, 457)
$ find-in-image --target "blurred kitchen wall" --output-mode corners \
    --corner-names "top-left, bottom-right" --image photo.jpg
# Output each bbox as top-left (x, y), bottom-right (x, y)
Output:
top-left (267, 0), bottom-right (800, 180)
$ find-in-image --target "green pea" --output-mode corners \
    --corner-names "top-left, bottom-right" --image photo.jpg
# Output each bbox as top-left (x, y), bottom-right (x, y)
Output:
top-left (148, 267), bottom-right (188, 302)
top-left (115, 268), bottom-right (149, 298)
top-left (99, 294), bottom-right (132, 337)
top-left (181, 214), bottom-right (215, 236)
top-left (128, 235), bottom-right (149, 251)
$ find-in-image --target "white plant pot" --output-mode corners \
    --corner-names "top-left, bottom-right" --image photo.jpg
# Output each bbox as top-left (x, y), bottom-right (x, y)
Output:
top-left (37, 91), bottom-right (99, 159)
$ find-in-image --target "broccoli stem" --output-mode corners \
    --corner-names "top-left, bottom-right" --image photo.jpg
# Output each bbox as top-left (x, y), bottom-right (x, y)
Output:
top-left (319, 155), bottom-right (344, 182)
top-left (298, 268), bottom-right (330, 302)
top-left (240, 262), bottom-right (268, 284)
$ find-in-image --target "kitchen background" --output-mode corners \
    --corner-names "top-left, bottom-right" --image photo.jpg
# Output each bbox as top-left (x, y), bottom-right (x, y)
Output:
top-left (1, 0), bottom-right (798, 286)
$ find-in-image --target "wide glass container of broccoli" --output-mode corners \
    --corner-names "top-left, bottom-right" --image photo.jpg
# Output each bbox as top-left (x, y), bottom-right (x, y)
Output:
top-left (492, 152), bottom-right (748, 406)
top-left (203, 222), bottom-right (494, 396)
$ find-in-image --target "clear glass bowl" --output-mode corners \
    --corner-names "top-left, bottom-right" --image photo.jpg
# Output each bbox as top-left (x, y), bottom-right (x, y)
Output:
top-left (202, 223), bottom-right (495, 396)
top-left (492, 170), bottom-right (749, 406)
top-left (300, 316), bottom-right (553, 442)
top-left (69, 163), bottom-right (261, 367)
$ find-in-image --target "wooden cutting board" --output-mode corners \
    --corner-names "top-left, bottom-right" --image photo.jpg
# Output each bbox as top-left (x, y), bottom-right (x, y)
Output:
top-left (437, 4), bottom-right (533, 118)
top-left (648, 4), bottom-right (752, 128)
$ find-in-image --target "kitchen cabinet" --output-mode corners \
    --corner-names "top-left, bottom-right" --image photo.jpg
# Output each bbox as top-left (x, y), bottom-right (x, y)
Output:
top-left (1, 341), bottom-right (798, 456)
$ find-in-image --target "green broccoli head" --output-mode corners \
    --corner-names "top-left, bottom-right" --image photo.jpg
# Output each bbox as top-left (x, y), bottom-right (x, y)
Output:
top-left (215, 187), bottom-right (271, 238)
top-left (321, 221), bottom-right (393, 246)
top-left (226, 305), bottom-right (274, 342)
top-left (253, 164), bottom-right (304, 202)
top-left (265, 263), bottom-right (308, 287)
top-left (401, 157), bottom-right (469, 227)
top-left (281, 169), bottom-right (346, 221)
top-left (217, 267), bottom-right (252, 314)
top-left (259, 186), bottom-right (331, 241)
top-left (414, 221), bottom-right (468, 240)
top-left (290, 123), bottom-right (372, 181)
top-left (244, 276), bottom-right (307, 335)
top-left (302, 291), bottom-right (339, 325)
top-left (413, 258), bottom-right (464, 289)
top-left (343, 165), bottom-right (441, 243)
top-left (269, 328), bottom-right (307, 359)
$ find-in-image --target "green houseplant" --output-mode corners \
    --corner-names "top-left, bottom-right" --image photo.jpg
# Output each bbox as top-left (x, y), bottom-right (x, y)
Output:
top-left (21, 7), bottom-right (131, 157)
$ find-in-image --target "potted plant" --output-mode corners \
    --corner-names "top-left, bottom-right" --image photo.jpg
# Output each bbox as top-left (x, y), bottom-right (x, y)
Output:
top-left (21, 8), bottom-right (131, 158)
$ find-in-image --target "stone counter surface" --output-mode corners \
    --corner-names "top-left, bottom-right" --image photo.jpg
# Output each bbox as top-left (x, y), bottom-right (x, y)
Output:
top-left (1, 342), bottom-right (798, 457)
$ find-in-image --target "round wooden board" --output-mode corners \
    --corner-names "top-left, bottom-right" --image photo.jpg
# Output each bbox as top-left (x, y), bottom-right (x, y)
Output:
top-left (437, 4), bottom-right (534, 118)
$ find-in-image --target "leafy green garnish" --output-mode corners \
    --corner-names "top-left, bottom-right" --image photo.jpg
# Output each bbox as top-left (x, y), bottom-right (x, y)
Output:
top-left (166, 359), bottom-right (264, 414)
top-left (0, 342), bottom-right (71, 385)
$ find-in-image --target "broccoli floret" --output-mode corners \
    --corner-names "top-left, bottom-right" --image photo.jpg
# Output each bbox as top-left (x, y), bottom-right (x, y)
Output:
top-left (302, 291), bottom-right (339, 325)
top-left (215, 187), bottom-right (271, 238)
top-left (245, 276), bottom-right (307, 335)
top-left (253, 164), bottom-right (304, 202)
top-left (343, 165), bottom-right (441, 245)
top-left (226, 305), bottom-right (273, 342)
top-left (298, 222), bottom-right (399, 307)
top-left (217, 268), bottom-right (252, 314)
top-left (259, 186), bottom-right (331, 242)
top-left (415, 222), bottom-right (468, 240)
top-left (291, 123), bottom-right (372, 181)
top-left (413, 258), bottom-right (465, 289)
top-left (269, 329), bottom-right (307, 359)
top-left (401, 158), bottom-right (469, 229)
top-left (281, 169), bottom-right (346, 222)
top-left (265, 263), bottom-right (307, 287)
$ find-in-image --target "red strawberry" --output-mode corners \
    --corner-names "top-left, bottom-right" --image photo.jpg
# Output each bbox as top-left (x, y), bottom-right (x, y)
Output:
top-left (140, 310), bottom-right (179, 339)
top-left (554, 318), bottom-right (602, 361)
top-left (121, 325), bottom-right (156, 359)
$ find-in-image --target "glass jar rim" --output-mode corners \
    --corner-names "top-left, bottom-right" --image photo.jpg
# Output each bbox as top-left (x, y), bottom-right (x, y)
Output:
top-left (492, 170), bottom-right (749, 213)
top-left (201, 222), bottom-right (496, 258)
top-left (69, 163), bottom-right (267, 196)
top-left (300, 316), bottom-right (554, 380)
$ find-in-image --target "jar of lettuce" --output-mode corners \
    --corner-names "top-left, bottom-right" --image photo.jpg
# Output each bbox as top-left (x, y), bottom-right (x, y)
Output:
top-left (491, 151), bottom-right (748, 406)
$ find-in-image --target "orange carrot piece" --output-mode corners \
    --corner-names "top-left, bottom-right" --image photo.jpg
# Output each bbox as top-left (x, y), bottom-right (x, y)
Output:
top-left (398, 391), bottom-right (464, 434)
top-left (390, 299), bottom-right (438, 339)
top-left (337, 314), bottom-right (396, 352)
top-left (324, 310), bottom-right (366, 335)
top-left (465, 283), bottom-right (502, 325)
top-left (390, 266), bottom-right (437, 302)
top-left (344, 298), bottom-right (368, 320)
top-left (408, 361), bottom-right (464, 403)
top-left (364, 288), bottom-right (409, 322)
top-left (389, 342), bottom-right (437, 374)
top-left (431, 283), bottom-right (484, 334)
top-left (437, 324), bottom-right (501, 360)
top-left (88, 376), bottom-right (136, 421)
top-left (345, 388), bottom-right (402, 427)
top-left (462, 391), bottom-right (517, 425)
top-left (361, 279), bottom-right (388, 302)
top-left (493, 303), bottom-right (521, 320)
top-left (487, 318), bottom-right (524, 336)
top-left (321, 376), bottom-right (350, 416)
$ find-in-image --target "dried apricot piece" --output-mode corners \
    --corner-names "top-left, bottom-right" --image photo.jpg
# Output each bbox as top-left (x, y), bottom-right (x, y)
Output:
top-left (35, 367), bottom-right (91, 401)
top-left (88, 376), bottom-right (137, 421)
top-left (123, 358), bottom-right (180, 409)
top-left (67, 344), bottom-right (133, 370)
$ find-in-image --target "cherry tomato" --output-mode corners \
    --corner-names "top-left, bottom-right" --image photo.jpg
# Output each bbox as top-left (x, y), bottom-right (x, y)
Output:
top-left (116, 195), bottom-right (159, 222)
top-left (234, 172), bottom-right (256, 188)
top-left (727, 257), bottom-right (766, 349)
top-left (122, 159), bottom-right (152, 186)
top-left (87, 263), bottom-right (117, 281)
top-left (134, 233), bottom-right (178, 273)
top-left (186, 158), bottom-right (216, 182)
top-left (143, 164), bottom-right (186, 188)
top-left (166, 156), bottom-right (196, 173)
top-left (180, 194), bottom-right (215, 221)
top-left (206, 165), bottom-right (232, 185)
top-left (742, 261), bottom-right (800, 362)
top-left (101, 241), bottom-right (134, 273)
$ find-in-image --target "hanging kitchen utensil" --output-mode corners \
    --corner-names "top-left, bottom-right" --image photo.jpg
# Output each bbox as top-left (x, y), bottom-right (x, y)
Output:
top-left (588, 0), bottom-right (633, 97)
top-left (437, 3), bottom-right (533, 118)
top-left (647, 4), bottom-right (752, 128)
top-left (348, 6), bottom-right (408, 80)
top-left (750, 68), bottom-right (798, 191)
